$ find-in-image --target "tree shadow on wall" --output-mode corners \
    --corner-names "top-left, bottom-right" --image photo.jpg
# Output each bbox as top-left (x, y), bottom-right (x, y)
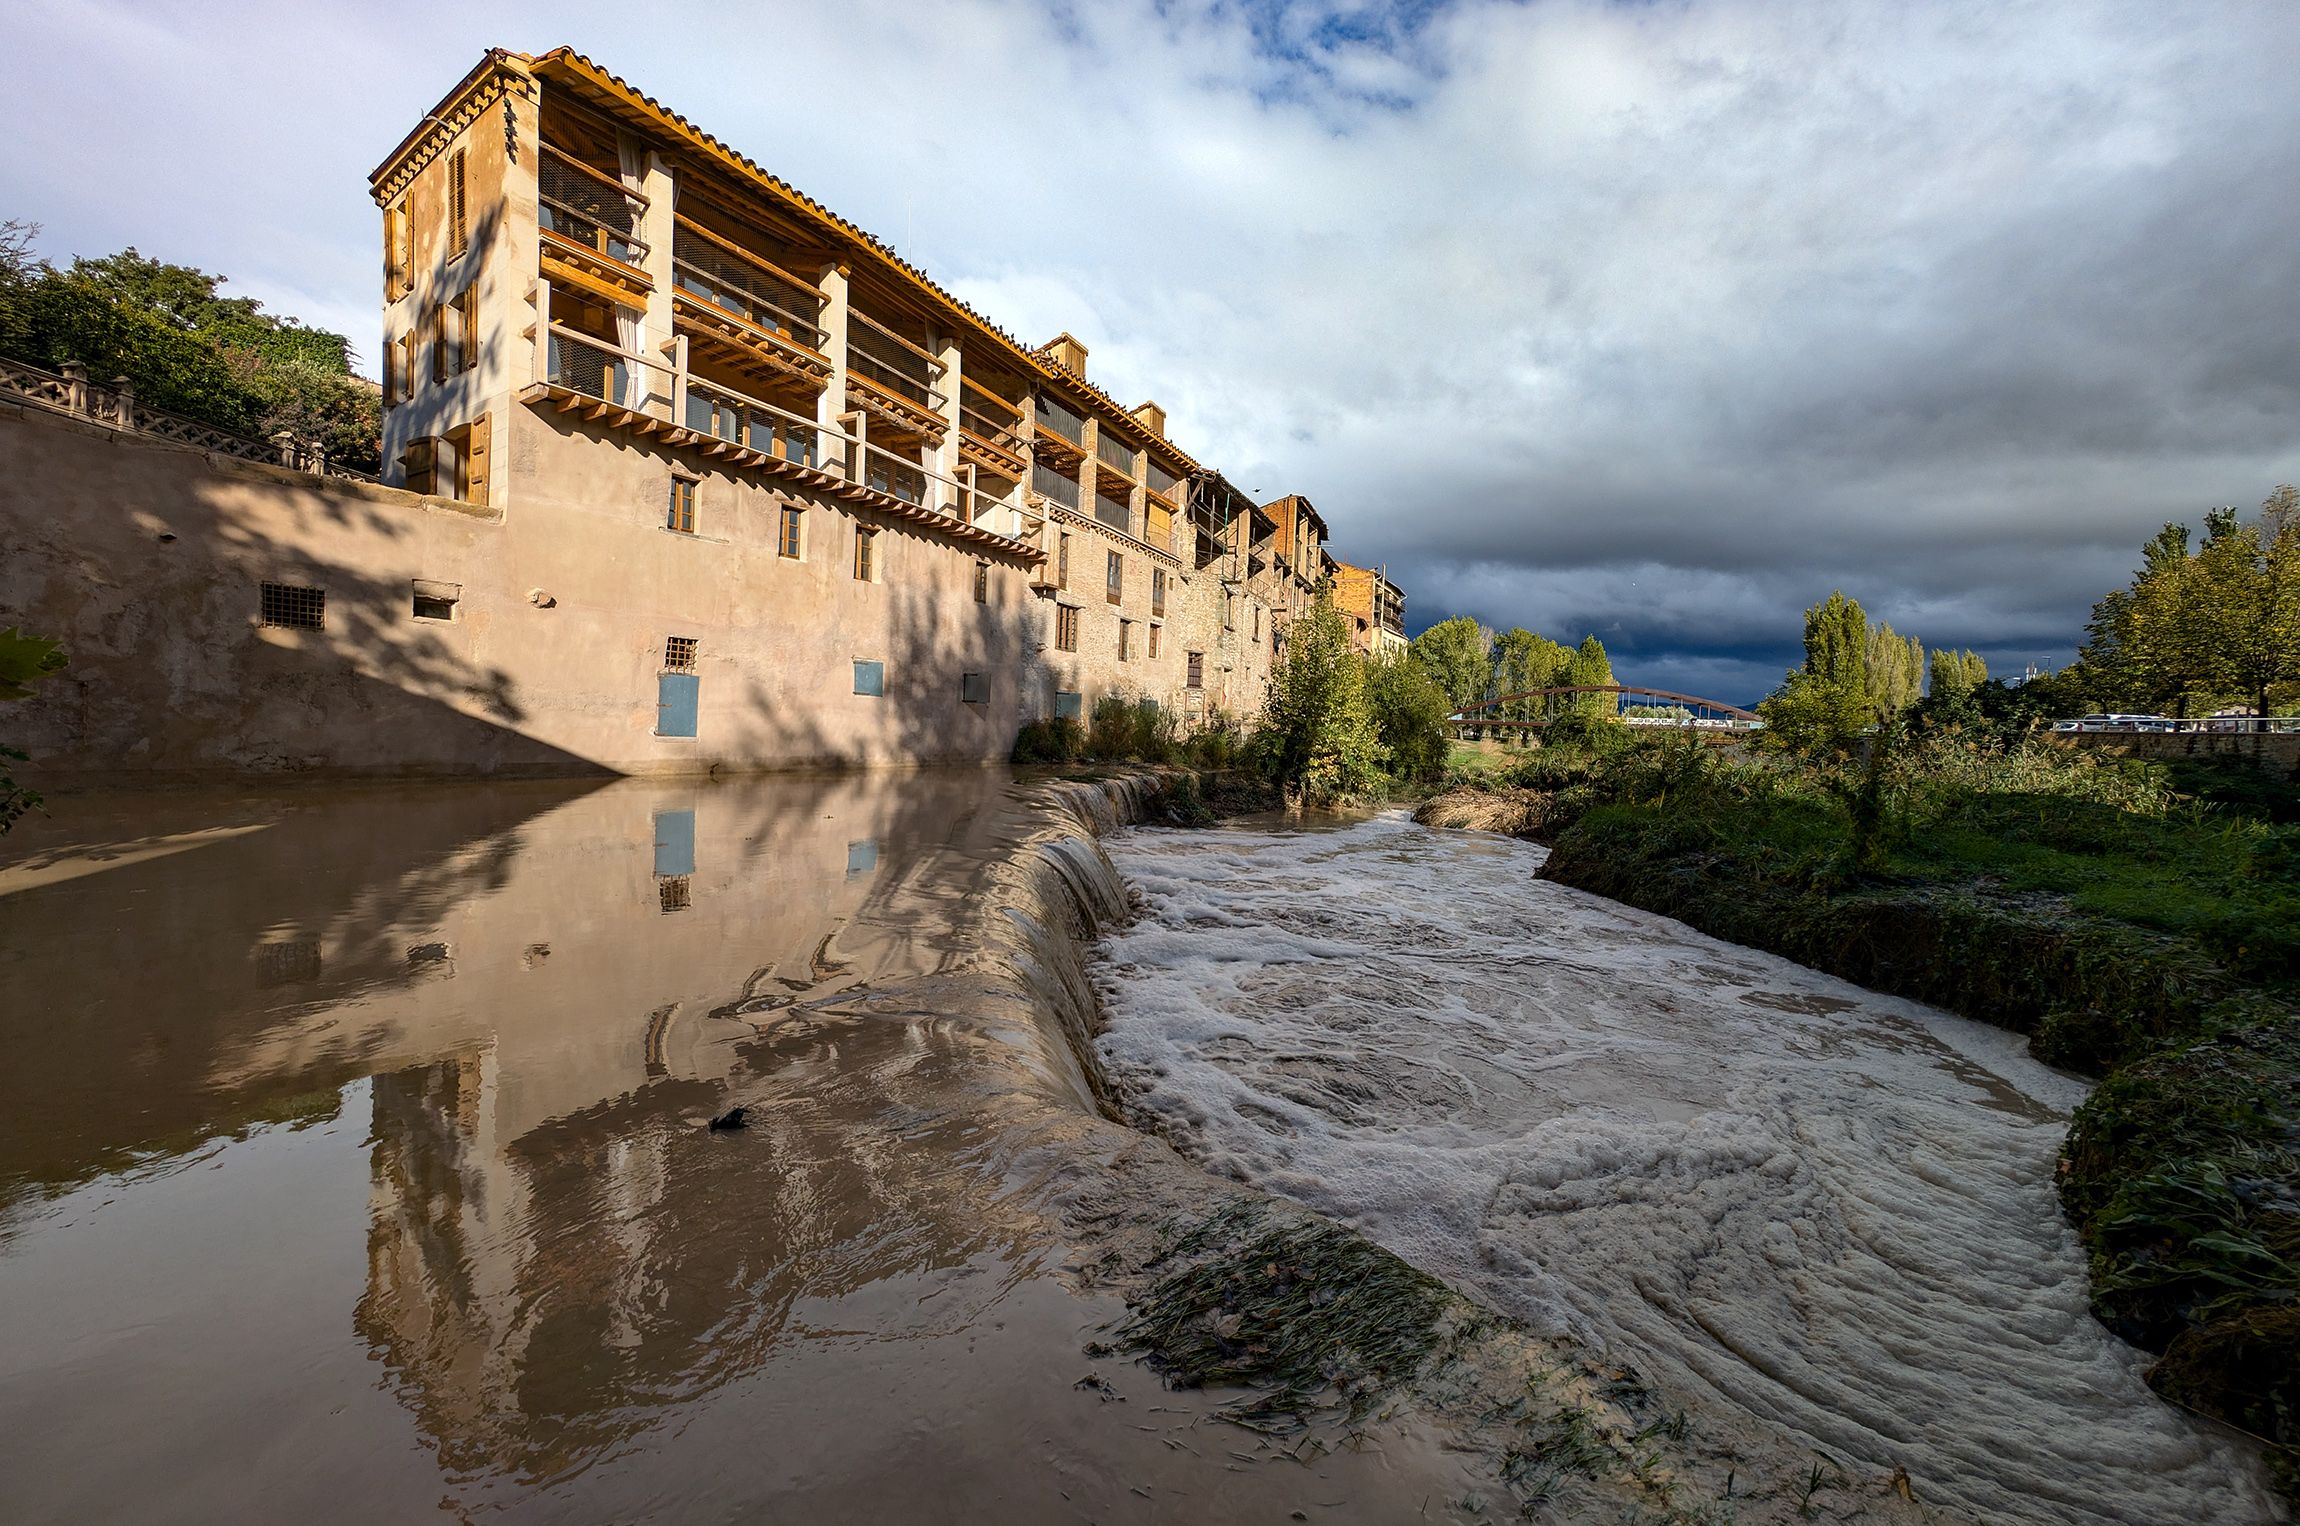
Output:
top-left (1, 397), bottom-right (604, 780)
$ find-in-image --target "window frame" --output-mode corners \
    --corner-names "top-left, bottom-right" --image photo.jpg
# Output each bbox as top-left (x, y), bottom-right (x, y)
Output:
top-left (854, 524), bottom-right (878, 582)
top-left (448, 148), bottom-right (469, 257)
top-left (853, 658), bottom-right (886, 697)
top-left (778, 504), bottom-right (804, 559)
top-left (1054, 603), bottom-right (1079, 653)
top-left (973, 558), bottom-right (989, 604)
top-left (1117, 619), bottom-right (1132, 663)
top-left (259, 582), bottom-right (327, 631)
top-left (1105, 549), bottom-right (1123, 607)
top-left (667, 476), bottom-right (698, 534)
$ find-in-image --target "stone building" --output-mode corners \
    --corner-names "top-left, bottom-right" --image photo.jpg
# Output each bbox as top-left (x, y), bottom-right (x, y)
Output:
top-left (0, 46), bottom-right (1382, 781)
top-left (1332, 561), bottom-right (1408, 656)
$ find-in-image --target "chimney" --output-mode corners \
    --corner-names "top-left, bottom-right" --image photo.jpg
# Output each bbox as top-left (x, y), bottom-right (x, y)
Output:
top-left (1131, 400), bottom-right (1166, 437)
top-left (1042, 331), bottom-right (1088, 378)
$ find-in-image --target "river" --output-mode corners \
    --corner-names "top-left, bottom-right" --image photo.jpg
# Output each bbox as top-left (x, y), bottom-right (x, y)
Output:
top-left (0, 772), bottom-right (1483, 1524)
top-left (1092, 810), bottom-right (2282, 1526)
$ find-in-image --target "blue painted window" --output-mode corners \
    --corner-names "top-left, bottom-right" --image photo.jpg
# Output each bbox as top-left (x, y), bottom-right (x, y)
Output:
top-left (1055, 691), bottom-right (1083, 720)
top-left (846, 839), bottom-right (879, 877)
top-left (653, 810), bottom-right (696, 877)
top-left (656, 672), bottom-right (700, 736)
top-left (853, 660), bottom-right (885, 696)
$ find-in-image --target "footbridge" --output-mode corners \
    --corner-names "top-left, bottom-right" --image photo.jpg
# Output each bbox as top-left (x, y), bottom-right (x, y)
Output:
top-left (1451, 685), bottom-right (1764, 733)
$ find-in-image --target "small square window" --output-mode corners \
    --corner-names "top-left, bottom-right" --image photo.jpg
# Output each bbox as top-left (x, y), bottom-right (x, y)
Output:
top-left (854, 659), bottom-right (886, 696)
top-left (411, 579), bottom-right (460, 622)
top-left (1054, 690), bottom-right (1083, 720)
top-left (664, 635), bottom-right (699, 672)
top-left (658, 876), bottom-right (691, 914)
top-left (961, 671), bottom-right (989, 704)
top-left (779, 505), bottom-right (804, 559)
top-left (668, 478), bottom-right (697, 534)
top-left (260, 582), bottom-right (325, 630)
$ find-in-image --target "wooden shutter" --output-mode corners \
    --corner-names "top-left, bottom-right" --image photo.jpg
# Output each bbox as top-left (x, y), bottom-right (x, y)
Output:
top-left (403, 437), bottom-right (436, 496)
top-left (431, 306), bottom-right (448, 383)
top-left (458, 286), bottom-right (480, 373)
top-left (381, 339), bottom-right (396, 410)
top-left (1146, 501), bottom-right (1173, 550)
top-left (449, 150), bottom-right (468, 256)
top-left (461, 414), bottom-right (491, 507)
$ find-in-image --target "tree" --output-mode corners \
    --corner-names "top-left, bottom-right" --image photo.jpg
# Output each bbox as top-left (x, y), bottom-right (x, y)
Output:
top-left (1564, 634), bottom-right (1615, 718)
top-left (1409, 616), bottom-right (1495, 714)
top-left (1490, 627), bottom-right (1571, 734)
top-left (1365, 651), bottom-right (1452, 783)
top-left (1927, 648), bottom-right (1989, 703)
top-left (1865, 622), bottom-right (1924, 716)
top-left (1260, 595), bottom-right (1386, 802)
top-left (1759, 591), bottom-right (1878, 752)
top-left (0, 230), bottom-right (380, 470)
top-left (2185, 496), bottom-right (2300, 723)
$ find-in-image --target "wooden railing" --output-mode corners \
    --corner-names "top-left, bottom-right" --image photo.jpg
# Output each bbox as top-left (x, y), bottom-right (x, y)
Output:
top-left (847, 312), bottom-right (945, 412)
top-left (0, 354), bottom-right (376, 481)
top-left (671, 220), bottom-right (827, 347)
top-left (1035, 393), bottom-right (1086, 446)
top-left (538, 146), bottom-right (648, 266)
top-left (1095, 430), bottom-right (1136, 475)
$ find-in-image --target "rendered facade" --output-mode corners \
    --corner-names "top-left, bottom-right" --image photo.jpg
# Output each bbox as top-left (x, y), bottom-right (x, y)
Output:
top-left (0, 46), bottom-right (1407, 781)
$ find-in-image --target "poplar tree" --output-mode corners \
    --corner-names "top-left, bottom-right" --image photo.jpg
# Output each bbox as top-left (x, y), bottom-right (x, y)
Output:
top-left (1409, 616), bottom-right (1496, 713)
top-left (1565, 634), bottom-right (1616, 718)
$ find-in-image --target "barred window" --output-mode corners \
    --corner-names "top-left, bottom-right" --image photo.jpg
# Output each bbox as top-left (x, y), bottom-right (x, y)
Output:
top-left (260, 582), bottom-right (325, 630)
top-left (1055, 604), bottom-right (1079, 653)
top-left (973, 559), bottom-right (989, 603)
top-left (658, 876), bottom-right (691, 914)
top-left (1186, 651), bottom-right (1204, 689)
top-left (664, 635), bottom-right (699, 672)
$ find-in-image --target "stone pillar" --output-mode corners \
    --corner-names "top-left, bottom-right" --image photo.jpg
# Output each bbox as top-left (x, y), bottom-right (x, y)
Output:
top-left (61, 361), bottom-right (87, 414)
top-left (817, 261), bottom-right (851, 479)
top-left (638, 150), bottom-right (678, 420)
top-left (111, 377), bottom-right (135, 429)
top-left (932, 325), bottom-right (963, 508)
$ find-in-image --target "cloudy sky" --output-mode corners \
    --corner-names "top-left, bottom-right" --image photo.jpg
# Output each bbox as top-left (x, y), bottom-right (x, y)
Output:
top-left (9, 0), bottom-right (2298, 700)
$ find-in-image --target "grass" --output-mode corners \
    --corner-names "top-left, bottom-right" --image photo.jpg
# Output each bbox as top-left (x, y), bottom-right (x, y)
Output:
top-left (1441, 724), bottom-right (2300, 1500)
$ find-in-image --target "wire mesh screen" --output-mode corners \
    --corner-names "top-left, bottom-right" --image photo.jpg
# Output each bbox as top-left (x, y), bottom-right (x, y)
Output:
top-left (260, 583), bottom-right (326, 630)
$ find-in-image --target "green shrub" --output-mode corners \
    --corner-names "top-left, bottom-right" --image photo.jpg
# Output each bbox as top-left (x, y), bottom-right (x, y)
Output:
top-left (1011, 716), bottom-right (1084, 764)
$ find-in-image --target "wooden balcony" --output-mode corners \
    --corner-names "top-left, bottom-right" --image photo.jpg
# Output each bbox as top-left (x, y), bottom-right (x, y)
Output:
top-left (538, 146), bottom-right (651, 305)
top-left (846, 313), bottom-right (947, 442)
top-left (669, 221), bottom-right (834, 390)
top-left (959, 377), bottom-right (1027, 477)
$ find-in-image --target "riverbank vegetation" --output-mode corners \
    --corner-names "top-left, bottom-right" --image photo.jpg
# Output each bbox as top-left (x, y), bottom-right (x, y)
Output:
top-left (1013, 593), bottom-right (1455, 805)
top-left (1418, 541), bottom-right (2300, 1496)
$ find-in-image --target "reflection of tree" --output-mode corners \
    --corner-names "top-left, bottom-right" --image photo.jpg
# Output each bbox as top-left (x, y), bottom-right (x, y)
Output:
top-left (355, 1016), bottom-right (1045, 1486)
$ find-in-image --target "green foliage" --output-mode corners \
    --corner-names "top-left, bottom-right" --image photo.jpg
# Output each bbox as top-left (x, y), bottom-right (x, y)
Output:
top-left (1259, 595), bottom-right (1387, 803)
top-left (1865, 621), bottom-right (1924, 715)
top-left (0, 626), bottom-right (67, 836)
top-left (1490, 627), bottom-right (1572, 726)
top-left (1011, 715), bottom-right (1086, 764)
top-left (2066, 491), bottom-right (2300, 718)
top-left (0, 225), bottom-right (379, 471)
top-left (1927, 647), bottom-right (1989, 704)
top-left (1409, 616), bottom-right (1494, 712)
top-left (1086, 694), bottom-right (1182, 764)
top-left (1563, 633), bottom-right (1615, 717)
top-left (1365, 651), bottom-right (1452, 784)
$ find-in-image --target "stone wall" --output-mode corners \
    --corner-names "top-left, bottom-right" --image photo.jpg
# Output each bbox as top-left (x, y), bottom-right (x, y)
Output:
top-left (2052, 730), bottom-right (2300, 775)
top-left (1, 396), bottom-right (1036, 781)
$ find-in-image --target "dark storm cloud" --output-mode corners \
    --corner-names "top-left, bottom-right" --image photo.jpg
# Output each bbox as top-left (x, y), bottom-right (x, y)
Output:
top-left (7, 0), bottom-right (2295, 702)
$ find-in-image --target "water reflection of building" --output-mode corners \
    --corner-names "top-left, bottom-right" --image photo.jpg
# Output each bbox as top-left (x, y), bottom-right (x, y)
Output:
top-left (2, 770), bottom-right (1051, 1487)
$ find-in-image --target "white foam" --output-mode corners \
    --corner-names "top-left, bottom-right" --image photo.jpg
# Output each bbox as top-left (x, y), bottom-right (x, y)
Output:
top-left (1094, 812), bottom-right (2277, 1526)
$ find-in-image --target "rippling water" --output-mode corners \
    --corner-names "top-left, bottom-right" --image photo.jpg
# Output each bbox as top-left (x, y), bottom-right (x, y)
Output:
top-left (1094, 813), bottom-right (2279, 1526)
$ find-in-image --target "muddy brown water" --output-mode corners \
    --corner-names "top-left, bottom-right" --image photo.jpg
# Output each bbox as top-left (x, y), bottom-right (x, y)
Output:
top-left (0, 774), bottom-right (1476, 1524)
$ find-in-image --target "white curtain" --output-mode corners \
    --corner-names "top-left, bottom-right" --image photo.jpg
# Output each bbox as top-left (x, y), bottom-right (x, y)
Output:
top-left (615, 133), bottom-right (647, 409)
